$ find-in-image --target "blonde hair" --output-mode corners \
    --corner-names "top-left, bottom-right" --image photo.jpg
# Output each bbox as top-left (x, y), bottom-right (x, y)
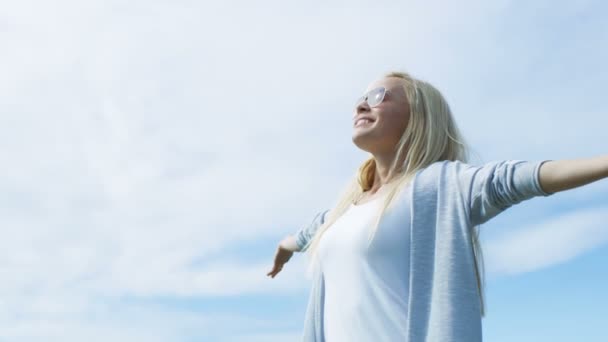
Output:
top-left (304, 71), bottom-right (487, 317)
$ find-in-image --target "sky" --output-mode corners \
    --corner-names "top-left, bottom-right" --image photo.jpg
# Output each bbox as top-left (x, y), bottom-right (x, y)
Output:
top-left (1, 0), bottom-right (607, 341)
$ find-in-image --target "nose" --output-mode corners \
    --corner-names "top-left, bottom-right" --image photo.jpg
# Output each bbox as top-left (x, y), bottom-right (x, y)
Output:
top-left (355, 99), bottom-right (370, 116)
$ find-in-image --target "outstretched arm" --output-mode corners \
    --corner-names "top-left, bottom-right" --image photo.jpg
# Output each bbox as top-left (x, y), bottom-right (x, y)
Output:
top-left (458, 159), bottom-right (554, 226)
top-left (267, 209), bottom-right (329, 278)
top-left (539, 155), bottom-right (608, 194)
top-left (293, 209), bottom-right (330, 253)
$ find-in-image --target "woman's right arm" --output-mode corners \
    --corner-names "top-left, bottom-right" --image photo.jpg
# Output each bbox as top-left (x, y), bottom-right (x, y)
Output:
top-left (278, 234), bottom-right (300, 252)
top-left (267, 209), bottom-right (329, 278)
top-left (293, 209), bottom-right (330, 252)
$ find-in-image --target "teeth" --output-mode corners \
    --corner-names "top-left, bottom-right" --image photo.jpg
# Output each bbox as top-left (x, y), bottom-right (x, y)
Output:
top-left (355, 119), bottom-right (373, 127)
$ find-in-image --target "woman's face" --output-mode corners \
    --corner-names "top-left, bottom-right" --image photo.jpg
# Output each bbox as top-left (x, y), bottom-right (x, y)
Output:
top-left (352, 76), bottom-right (410, 154)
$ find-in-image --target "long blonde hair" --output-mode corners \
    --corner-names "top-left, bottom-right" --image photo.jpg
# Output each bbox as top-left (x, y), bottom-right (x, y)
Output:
top-left (304, 71), bottom-right (487, 316)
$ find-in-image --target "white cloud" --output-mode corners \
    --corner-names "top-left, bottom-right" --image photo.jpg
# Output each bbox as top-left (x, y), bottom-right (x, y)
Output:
top-left (0, 296), bottom-right (291, 341)
top-left (484, 205), bottom-right (608, 277)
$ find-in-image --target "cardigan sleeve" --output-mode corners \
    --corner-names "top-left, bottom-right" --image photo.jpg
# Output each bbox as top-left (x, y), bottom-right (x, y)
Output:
top-left (294, 209), bottom-right (330, 252)
top-left (456, 159), bottom-right (554, 226)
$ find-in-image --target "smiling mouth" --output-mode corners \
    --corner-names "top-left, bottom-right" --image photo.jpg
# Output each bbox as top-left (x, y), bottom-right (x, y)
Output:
top-left (354, 118), bottom-right (375, 128)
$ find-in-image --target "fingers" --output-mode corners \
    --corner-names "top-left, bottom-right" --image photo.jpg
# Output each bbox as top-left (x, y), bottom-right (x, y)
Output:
top-left (266, 264), bottom-right (283, 278)
top-left (267, 246), bottom-right (294, 278)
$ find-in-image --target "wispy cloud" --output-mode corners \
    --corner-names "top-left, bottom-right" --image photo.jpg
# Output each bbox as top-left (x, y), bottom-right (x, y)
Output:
top-left (485, 206), bottom-right (608, 277)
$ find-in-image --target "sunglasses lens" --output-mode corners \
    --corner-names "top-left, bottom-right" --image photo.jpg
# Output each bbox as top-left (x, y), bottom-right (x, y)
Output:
top-left (367, 87), bottom-right (385, 107)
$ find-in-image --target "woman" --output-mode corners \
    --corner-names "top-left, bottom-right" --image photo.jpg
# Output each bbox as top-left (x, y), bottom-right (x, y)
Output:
top-left (266, 71), bottom-right (608, 341)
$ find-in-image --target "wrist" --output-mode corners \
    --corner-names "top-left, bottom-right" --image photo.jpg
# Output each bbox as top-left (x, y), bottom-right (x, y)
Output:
top-left (280, 235), bottom-right (300, 252)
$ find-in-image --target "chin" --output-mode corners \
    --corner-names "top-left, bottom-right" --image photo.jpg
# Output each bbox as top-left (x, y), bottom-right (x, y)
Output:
top-left (352, 136), bottom-right (374, 152)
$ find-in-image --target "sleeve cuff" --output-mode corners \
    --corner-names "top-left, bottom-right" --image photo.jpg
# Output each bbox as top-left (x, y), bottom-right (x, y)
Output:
top-left (533, 160), bottom-right (554, 197)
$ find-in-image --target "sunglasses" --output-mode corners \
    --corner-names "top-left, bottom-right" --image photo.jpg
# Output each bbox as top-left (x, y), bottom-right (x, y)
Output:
top-left (355, 86), bottom-right (389, 108)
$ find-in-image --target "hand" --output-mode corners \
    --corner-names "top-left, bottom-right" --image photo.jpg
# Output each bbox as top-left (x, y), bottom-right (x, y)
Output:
top-left (266, 244), bottom-right (294, 278)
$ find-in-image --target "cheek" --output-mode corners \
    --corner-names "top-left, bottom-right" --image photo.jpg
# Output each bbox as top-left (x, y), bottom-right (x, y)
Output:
top-left (380, 111), bottom-right (408, 133)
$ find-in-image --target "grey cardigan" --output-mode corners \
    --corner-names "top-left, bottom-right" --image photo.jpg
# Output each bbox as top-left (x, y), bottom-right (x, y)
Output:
top-left (293, 159), bottom-right (553, 342)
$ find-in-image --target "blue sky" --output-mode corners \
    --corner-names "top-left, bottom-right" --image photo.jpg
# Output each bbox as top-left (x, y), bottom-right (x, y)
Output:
top-left (1, 0), bottom-right (607, 340)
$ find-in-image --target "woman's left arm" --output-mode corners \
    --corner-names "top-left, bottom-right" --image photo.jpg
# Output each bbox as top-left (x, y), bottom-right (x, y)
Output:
top-left (539, 155), bottom-right (608, 194)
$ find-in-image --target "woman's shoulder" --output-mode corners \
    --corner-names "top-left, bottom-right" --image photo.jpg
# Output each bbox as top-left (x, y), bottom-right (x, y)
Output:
top-left (419, 159), bottom-right (469, 174)
top-left (414, 159), bottom-right (478, 187)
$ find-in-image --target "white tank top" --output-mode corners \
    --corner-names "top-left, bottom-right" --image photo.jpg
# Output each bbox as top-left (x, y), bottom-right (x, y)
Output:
top-left (318, 184), bottom-right (412, 341)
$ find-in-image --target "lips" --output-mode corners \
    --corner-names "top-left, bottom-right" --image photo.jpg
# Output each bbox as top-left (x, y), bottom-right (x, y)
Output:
top-left (353, 116), bottom-right (376, 127)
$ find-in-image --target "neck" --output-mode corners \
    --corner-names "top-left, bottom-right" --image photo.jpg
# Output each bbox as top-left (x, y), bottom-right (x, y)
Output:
top-left (368, 149), bottom-right (407, 193)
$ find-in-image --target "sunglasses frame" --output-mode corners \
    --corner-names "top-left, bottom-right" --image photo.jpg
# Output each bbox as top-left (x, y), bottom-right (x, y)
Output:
top-left (355, 86), bottom-right (390, 108)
